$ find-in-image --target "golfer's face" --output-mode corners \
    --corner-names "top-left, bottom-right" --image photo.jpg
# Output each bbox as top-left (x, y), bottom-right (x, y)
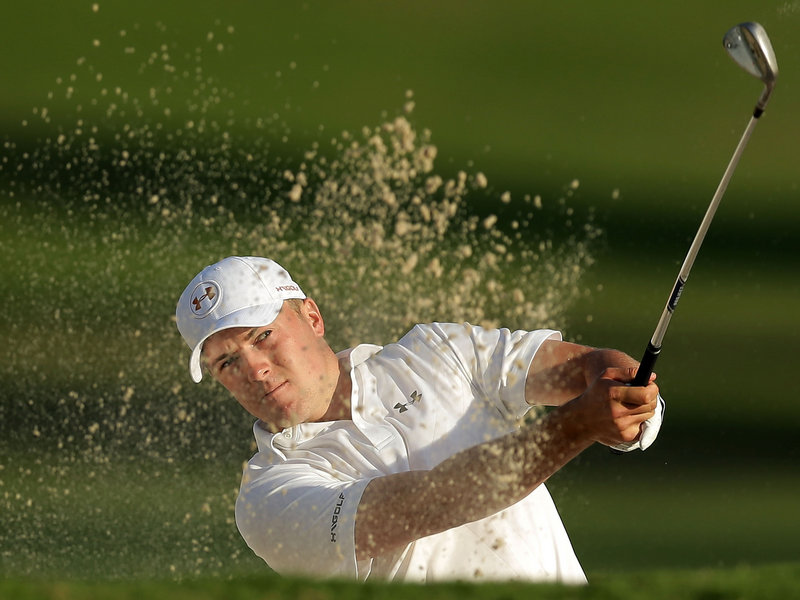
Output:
top-left (202, 301), bottom-right (332, 429)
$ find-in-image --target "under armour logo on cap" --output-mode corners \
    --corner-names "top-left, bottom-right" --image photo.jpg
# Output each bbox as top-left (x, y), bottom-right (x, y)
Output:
top-left (189, 282), bottom-right (221, 318)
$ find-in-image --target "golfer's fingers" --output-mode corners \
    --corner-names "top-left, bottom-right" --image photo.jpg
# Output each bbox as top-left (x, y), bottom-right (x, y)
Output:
top-left (600, 366), bottom-right (657, 386)
top-left (615, 384), bottom-right (659, 413)
top-left (605, 375), bottom-right (656, 403)
top-left (626, 396), bottom-right (658, 414)
top-left (619, 402), bottom-right (657, 436)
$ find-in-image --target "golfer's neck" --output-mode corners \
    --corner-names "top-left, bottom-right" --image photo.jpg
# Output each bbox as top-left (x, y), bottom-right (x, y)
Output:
top-left (318, 354), bottom-right (354, 422)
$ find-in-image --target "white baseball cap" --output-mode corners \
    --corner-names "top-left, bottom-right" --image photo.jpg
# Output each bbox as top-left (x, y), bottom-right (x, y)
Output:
top-left (176, 256), bottom-right (306, 383)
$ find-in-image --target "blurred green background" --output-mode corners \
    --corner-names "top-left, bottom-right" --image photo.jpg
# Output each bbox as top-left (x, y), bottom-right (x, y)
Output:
top-left (1, 0), bottom-right (798, 582)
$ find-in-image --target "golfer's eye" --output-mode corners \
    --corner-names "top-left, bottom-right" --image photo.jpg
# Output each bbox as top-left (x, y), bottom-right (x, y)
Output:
top-left (255, 330), bottom-right (272, 344)
top-left (217, 356), bottom-right (236, 372)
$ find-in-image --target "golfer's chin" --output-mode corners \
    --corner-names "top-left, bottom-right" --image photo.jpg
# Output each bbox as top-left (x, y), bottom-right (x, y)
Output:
top-left (250, 386), bottom-right (325, 429)
top-left (254, 412), bottom-right (297, 432)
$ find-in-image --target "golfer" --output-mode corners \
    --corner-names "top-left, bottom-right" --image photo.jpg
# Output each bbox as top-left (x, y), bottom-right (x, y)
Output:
top-left (176, 256), bottom-right (664, 583)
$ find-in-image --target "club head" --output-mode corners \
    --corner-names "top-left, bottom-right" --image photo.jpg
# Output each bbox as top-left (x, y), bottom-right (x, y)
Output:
top-left (723, 22), bottom-right (778, 112)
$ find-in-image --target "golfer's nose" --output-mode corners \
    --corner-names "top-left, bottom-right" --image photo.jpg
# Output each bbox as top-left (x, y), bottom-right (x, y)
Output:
top-left (243, 351), bottom-right (270, 382)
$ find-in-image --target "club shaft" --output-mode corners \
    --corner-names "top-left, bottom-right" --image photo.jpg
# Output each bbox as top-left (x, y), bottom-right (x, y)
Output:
top-left (631, 112), bottom-right (761, 387)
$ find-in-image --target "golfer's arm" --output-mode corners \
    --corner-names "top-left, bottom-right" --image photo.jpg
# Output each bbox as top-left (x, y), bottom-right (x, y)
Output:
top-left (526, 340), bottom-right (638, 406)
top-left (354, 402), bottom-right (593, 560)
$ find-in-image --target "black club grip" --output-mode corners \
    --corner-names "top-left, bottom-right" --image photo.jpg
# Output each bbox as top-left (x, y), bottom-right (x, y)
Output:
top-left (632, 342), bottom-right (660, 387)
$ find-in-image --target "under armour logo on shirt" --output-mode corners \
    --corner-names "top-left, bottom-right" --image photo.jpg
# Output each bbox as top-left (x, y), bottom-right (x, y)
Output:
top-left (394, 390), bottom-right (422, 413)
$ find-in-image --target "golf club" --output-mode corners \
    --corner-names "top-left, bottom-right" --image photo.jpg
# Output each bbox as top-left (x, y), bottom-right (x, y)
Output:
top-left (631, 21), bottom-right (779, 387)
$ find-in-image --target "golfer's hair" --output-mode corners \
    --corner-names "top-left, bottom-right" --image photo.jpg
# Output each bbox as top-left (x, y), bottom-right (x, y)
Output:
top-left (284, 298), bottom-right (305, 315)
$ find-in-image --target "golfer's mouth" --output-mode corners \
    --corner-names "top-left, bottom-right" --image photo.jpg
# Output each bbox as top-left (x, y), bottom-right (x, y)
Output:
top-left (263, 381), bottom-right (288, 400)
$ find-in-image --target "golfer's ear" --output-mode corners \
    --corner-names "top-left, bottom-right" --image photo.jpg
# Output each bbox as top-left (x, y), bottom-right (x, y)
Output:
top-left (302, 298), bottom-right (325, 336)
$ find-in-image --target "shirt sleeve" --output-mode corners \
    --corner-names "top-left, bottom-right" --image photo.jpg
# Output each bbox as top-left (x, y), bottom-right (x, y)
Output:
top-left (235, 454), bottom-right (373, 579)
top-left (417, 323), bottom-right (562, 420)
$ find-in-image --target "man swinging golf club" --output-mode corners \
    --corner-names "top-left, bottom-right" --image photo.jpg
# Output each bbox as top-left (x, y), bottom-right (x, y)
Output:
top-left (176, 255), bottom-right (664, 582)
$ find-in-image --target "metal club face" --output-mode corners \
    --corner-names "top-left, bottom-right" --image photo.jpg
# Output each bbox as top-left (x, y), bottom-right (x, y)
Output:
top-left (723, 21), bottom-right (779, 88)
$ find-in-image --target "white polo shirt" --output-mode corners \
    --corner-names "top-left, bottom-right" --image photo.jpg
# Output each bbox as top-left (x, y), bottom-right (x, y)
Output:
top-left (235, 322), bottom-right (586, 584)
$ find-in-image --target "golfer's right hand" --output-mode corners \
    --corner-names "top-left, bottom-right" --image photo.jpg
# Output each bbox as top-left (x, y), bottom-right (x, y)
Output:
top-left (572, 367), bottom-right (659, 447)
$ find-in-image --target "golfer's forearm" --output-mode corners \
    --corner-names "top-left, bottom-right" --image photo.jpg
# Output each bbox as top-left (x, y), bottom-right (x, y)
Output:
top-left (527, 343), bottom-right (638, 406)
top-left (355, 403), bottom-right (592, 558)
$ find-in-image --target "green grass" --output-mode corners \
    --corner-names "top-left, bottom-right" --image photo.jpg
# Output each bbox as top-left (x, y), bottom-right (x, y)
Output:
top-left (3, 563), bottom-right (800, 600)
top-left (551, 457), bottom-right (800, 571)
